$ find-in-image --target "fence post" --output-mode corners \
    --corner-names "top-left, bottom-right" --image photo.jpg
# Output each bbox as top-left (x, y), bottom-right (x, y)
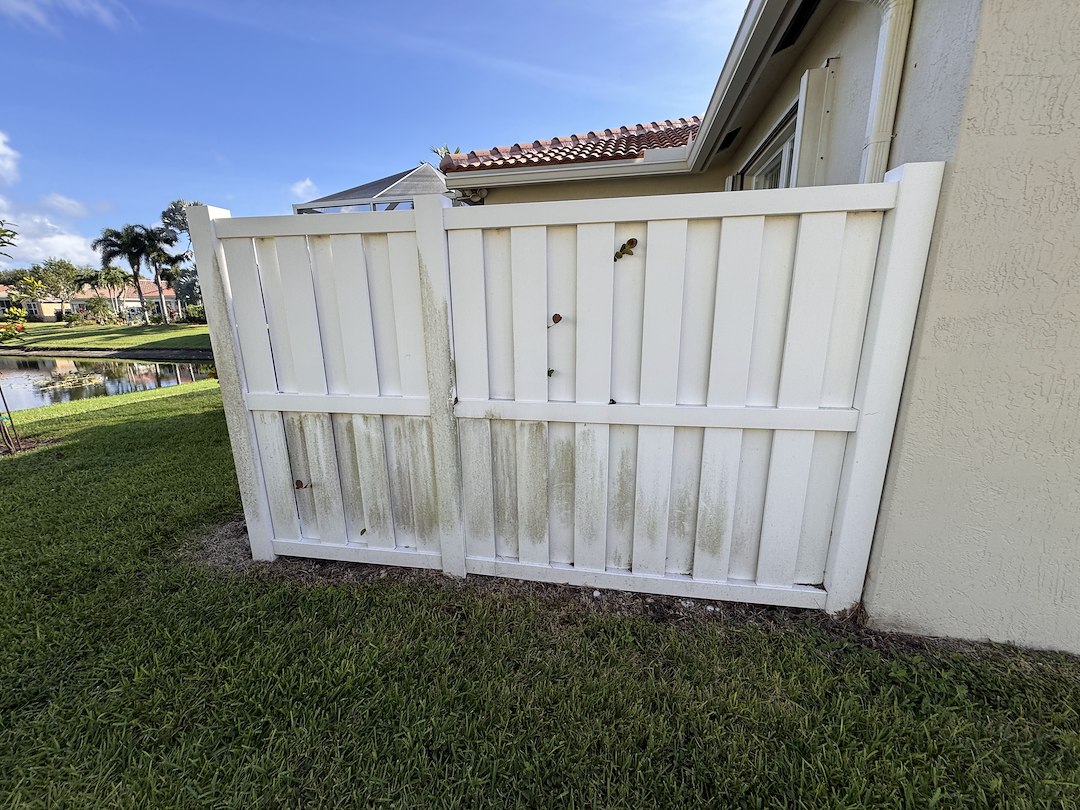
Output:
top-left (823, 162), bottom-right (944, 612)
top-left (188, 205), bottom-right (277, 561)
top-left (412, 195), bottom-right (466, 577)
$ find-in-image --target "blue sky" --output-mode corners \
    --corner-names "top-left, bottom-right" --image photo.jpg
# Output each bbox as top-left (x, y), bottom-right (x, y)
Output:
top-left (0, 0), bottom-right (744, 269)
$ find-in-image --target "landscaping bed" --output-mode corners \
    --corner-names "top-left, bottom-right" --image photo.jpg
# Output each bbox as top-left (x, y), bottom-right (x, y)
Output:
top-left (1, 383), bottom-right (1077, 807)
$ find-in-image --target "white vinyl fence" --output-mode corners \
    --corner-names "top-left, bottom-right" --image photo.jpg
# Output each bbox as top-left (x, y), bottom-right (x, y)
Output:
top-left (189, 162), bottom-right (943, 612)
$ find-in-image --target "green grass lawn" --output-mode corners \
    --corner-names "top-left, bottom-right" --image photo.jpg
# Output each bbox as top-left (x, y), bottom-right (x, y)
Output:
top-left (11, 320), bottom-right (211, 352)
top-left (1, 384), bottom-right (1078, 807)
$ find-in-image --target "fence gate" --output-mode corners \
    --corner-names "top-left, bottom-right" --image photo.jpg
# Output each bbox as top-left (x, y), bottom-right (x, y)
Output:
top-left (189, 162), bottom-right (943, 612)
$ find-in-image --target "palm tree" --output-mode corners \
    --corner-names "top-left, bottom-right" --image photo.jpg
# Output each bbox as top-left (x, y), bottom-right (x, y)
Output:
top-left (92, 225), bottom-right (153, 324)
top-left (143, 226), bottom-right (179, 323)
top-left (76, 265), bottom-right (132, 314)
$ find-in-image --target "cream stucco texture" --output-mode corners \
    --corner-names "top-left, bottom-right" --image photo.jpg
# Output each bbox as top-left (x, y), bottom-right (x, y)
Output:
top-left (865, 0), bottom-right (1080, 653)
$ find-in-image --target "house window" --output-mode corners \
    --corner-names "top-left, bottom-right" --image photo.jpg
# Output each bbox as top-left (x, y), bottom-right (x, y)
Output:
top-left (738, 111), bottom-right (798, 190)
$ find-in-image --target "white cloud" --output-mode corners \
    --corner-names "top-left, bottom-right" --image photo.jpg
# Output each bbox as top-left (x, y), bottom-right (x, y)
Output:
top-left (0, 132), bottom-right (19, 185)
top-left (0, 0), bottom-right (129, 29)
top-left (0, 195), bottom-right (98, 269)
top-left (290, 178), bottom-right (318, 200)
top-left (40, 192), bottom-right (88, 218)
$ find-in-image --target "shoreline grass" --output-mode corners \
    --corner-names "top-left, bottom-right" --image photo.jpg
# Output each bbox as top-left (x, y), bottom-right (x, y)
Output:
top-left (1, 384), bottom-right (1078, 807)
top-left (10, 321), bottom-right (211, 353)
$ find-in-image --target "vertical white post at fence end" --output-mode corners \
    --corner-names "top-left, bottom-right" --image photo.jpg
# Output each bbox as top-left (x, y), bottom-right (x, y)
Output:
top-left (412, 194), bottom-right (466, 577)
top-left (187, 204), bottom-right (277, 561)
top-left (823, 161), bottom-right (945, 613)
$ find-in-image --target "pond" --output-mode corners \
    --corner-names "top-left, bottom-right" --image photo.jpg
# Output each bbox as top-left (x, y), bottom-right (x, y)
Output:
top-left (0, 356), bottom-right (216, 412)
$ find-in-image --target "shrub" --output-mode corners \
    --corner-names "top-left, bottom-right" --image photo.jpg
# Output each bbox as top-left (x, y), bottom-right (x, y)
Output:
top-left (149, 313), bottom-right (165, 325)
top-left (84, 297), bottom-right (118, 325)
top-left (0, 305), bottom-right (27, 342)
top-left (63, 311), bottom-right (87, 327)
top-left (184, 304), bottom-right (207, 323)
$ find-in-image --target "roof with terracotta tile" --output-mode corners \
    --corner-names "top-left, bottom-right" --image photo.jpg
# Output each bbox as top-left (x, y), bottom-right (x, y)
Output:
top-left (440, 117), bottom-right (701, 174)
top-left (73, 279), bottom-right (176, 300)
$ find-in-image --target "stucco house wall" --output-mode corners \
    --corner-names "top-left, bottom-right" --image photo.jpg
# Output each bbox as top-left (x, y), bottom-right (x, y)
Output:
top-left (864, 0), bottom-right (1080, 654)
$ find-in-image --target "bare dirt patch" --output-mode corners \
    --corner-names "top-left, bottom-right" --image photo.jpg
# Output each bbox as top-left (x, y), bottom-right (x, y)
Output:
top-left (0, 436), bottom-right (60, 455)
top-left (187, 519), bottom-right (1077, 666)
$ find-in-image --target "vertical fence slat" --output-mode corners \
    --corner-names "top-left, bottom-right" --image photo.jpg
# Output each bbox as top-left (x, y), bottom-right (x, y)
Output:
top-left (448, 229), bottom-right (495, 560)
top-left (821, 212), bottom-right (883, 406)
top-left (460, 420), bottom-right (496, 559)
top-left (607, 221), bottom-right (647, 570)
top-left (491, 421), bottom-right (519, 558)
top-left (574, 223), bottom-right (615, 570)
top-left (756, 429), bottom-right (816, 585)
top-left (757, 211), bottom-right (847, 585)
top-left (693, 428), bottom-right (742, 580)
top-left (274, 236), bottom-right (327, 395)
top-left (355, 414), bottom-right (396, 548)
top-left (329, 234), bottom-right (381, 395)
top-left (547, 424), bottom-right (575, 564)
top-left (795, 432), bottom-right (847, 583)
top-left (510, 226), bottom-right (549, 565)
top-left (746, 216), bottom-right (799, 406)
top-left (252, 411), bottom-right (302, 541)
top-left (387, 232), bottom-right (428, 398)
top-left (515, 420), bottom-right (549, 565)
top-left (364, 234), bottom-right (402, 395)
top-left (332, 414), bottom-right (366, 542)
top-left (633, 219), bottom-right (687, 576)
top-left (284, 412), bottom-right (317, 537)
top-left (274, 235), bottom-right (347, 543)
top-left (253, 238), bottom-right (297, 392)
top-left (546, 227), bottom-right (577, 565)
top-left (220, 238), bottom-right (278, 394)
top-left (449, 230), bottom-right (490, 399)
top-left (308, 236), bottom-right (349, 395)
top-left (693, 215), bottom-right (766, 581)
top-left (511, 226), bottom-right (549, 401)
top-left (303, 413), bottom-right (348, 543)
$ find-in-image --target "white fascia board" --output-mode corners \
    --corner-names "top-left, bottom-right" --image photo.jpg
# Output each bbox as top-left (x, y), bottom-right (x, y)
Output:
top-left (443, 152), bottom-right (690, 189)
top-left (687, 0), bottom-right (791, 172)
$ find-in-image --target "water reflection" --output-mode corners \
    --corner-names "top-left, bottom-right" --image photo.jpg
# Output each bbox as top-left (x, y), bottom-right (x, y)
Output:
top-left (0, 356), bottom-right (216, 412)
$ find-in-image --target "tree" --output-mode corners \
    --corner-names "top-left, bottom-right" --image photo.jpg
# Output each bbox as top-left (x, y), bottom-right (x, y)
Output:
top-left (0, 219), bottom-right (16, 260)
top-left (143, 226), bottom-right (179, 322)
top-left (76, 265), bottom-right (131, 313)
top-left (92, 225), bottom-right (154, 324)
top-left (84, 296), bottom-right (116, 324)
top-left (161, 199), bottom-right (201, 245)
top-left (431, 145), bottom-right (461, 159)
top-left (32, 258), bottom-right (81, 317)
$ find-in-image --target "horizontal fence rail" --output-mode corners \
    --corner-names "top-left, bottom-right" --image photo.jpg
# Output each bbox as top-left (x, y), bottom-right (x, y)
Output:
top-left (190, 163), bottom-right (944, 612)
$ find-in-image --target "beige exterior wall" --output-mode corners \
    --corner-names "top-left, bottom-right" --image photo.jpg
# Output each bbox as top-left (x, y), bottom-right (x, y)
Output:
top-left (865, 0), bottom-right (1080, 654)
top-left (711, 0), bottom-right (881, 185)
top-left (482, 166), bottom-right (731, 205)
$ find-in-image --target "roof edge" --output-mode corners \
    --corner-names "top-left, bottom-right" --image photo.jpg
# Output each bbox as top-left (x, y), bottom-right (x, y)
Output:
top-left (443, 152), bottom-right (691, 189)
top-left (687, 0), bottom-right (793, 172)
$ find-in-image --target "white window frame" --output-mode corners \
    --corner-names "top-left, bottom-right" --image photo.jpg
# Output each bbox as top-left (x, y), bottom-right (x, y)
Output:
top-left (735, 106), bottom-right (799, 191)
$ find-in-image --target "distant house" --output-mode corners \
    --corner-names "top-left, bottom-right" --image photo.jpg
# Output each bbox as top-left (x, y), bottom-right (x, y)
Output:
top-left (294, 163), bottom-right (453, 214)
top-left (72, 279), bottom-right (182, 321)
top-left (0, 284), bottom-right (65, 321)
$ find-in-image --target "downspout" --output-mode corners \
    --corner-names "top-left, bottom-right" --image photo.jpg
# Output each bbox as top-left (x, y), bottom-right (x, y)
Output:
top-left (858, 0), bottom-right (915, 183)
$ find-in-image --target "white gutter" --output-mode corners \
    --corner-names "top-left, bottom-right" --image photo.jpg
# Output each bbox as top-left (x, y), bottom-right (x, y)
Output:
top-left (858, 0), bottom-right (915, 183)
